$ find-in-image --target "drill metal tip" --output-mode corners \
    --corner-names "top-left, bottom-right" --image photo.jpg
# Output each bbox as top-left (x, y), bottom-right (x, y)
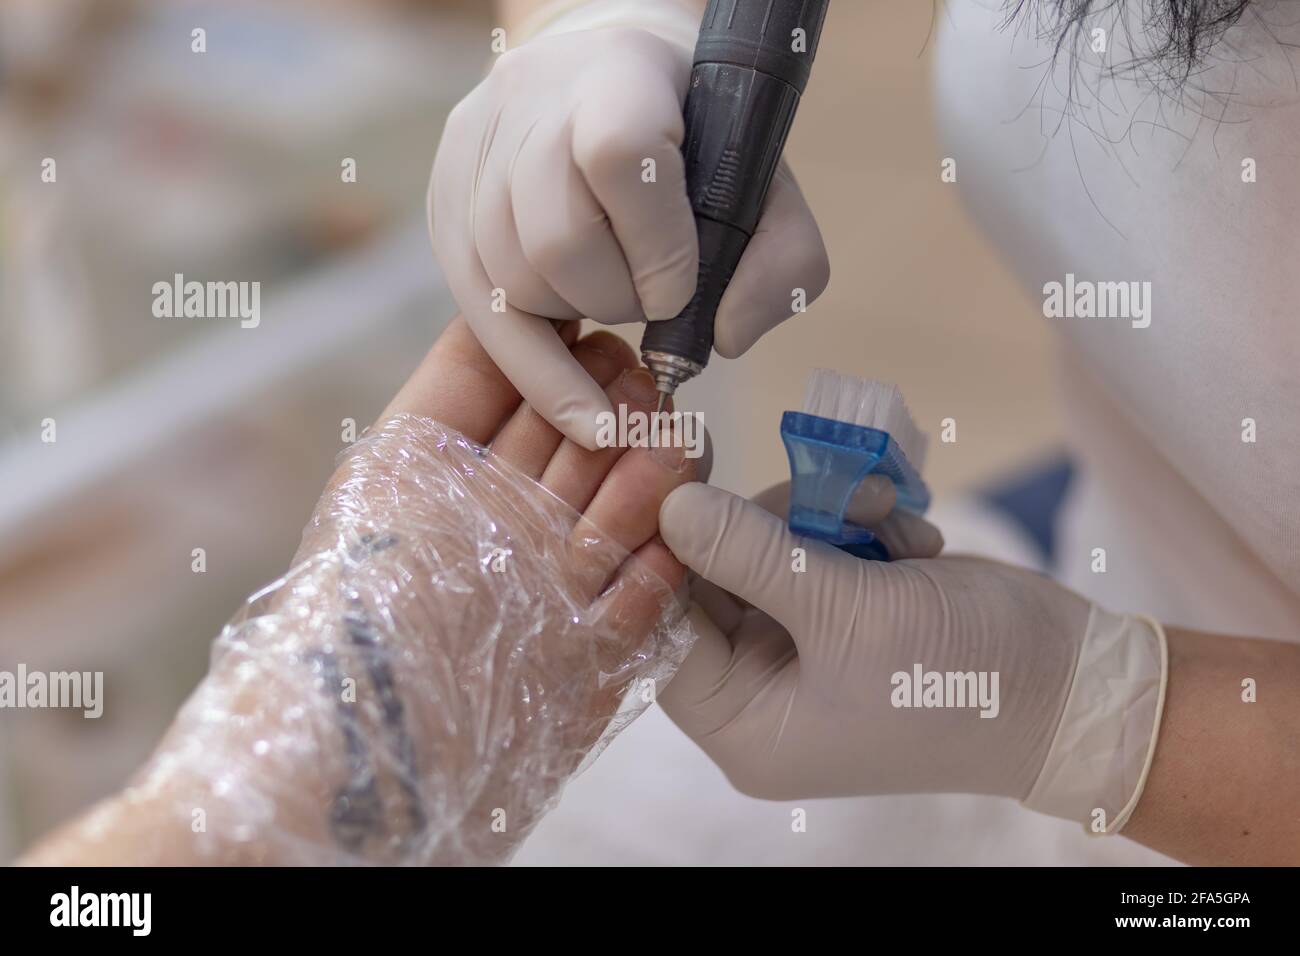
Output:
top-left (641, 349), bottom-right (697, 411)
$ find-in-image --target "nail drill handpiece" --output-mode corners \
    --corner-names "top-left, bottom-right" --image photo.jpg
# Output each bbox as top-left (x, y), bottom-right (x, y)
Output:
top-left (641, 0), bottom-right (831, 404)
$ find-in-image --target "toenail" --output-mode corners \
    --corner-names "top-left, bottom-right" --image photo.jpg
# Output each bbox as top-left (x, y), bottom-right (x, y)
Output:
top-left (619, 368), bottom-right (658, 404)
top-left (582, 334), bottom-right (627, 359)
top-left (652, 441), bottom-right (687, 472)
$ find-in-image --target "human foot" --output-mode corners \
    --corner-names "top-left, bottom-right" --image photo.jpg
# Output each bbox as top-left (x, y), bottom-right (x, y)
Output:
top-left (27, 317), bottom-right (701, 866)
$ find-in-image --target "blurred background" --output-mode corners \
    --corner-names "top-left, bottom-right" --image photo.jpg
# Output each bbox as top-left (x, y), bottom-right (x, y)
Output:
top-left (0, 0), bottom-right (1059, 861)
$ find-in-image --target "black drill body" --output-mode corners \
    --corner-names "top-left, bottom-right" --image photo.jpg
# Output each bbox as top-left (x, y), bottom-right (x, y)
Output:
top-left (641, 0), bottom-right (830, 399)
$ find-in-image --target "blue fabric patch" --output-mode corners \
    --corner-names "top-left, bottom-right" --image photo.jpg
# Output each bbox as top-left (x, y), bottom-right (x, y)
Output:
top-left (979, 457), bottom-right (1075, 568)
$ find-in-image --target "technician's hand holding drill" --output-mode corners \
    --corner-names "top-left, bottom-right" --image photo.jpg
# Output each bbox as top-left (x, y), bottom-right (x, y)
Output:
top-left (430, 0), bottom-right (830, 448)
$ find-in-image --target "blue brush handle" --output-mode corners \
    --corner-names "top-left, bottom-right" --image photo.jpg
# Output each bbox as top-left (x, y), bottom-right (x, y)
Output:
top-left (780, 411), bottom-right (930, 562)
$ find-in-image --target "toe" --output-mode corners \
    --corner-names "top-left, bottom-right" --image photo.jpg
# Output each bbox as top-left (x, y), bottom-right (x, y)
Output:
top-left (538, 365), bottom-right (661, 512)
top-left (567, 431), bottom-right (699, 600)
top-left (378, 316), bottom-right (524, 443)
top-left (490, 331), bottom-right (636, 477)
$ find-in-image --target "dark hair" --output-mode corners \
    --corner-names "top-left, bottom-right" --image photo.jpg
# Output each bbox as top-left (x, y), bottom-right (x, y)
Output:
top-left (1004, 0), bottom-right (1255, 85)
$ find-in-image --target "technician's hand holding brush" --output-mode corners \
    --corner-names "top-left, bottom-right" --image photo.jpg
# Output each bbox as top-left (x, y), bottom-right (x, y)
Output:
top-left (657, 366), bottom-right (1169, 838)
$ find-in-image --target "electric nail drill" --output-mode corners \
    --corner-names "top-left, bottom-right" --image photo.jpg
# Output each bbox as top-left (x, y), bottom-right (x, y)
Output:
top-left (641, 0), bottom-right (831, 411)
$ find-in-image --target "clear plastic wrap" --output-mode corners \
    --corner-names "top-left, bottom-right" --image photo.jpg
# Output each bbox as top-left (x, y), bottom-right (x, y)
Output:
top-left (127, 414), bottom-right (697, 865)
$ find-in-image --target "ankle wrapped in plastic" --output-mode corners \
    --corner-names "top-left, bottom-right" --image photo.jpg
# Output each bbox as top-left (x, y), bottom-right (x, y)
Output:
top-left (127, 414), bottom-right (697, 865)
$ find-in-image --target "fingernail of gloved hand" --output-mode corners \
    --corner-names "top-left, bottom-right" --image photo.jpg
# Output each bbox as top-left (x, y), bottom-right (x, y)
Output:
top-left (641, 274), bottom-right (695, 322)
top-left (619, 368), bottom-right (659, 404)
top-left (639, 281), bottom-right (689, 322)
top-left (878, 511), bottom-right (944, 559)
top-left (845, 475), bottom-right (897, 528)
top-left (644, 303), bottom-right (679, 322)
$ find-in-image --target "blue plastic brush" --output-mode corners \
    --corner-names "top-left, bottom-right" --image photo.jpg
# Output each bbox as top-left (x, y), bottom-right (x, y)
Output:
top-left (781, 370), bottom-right (931, 561)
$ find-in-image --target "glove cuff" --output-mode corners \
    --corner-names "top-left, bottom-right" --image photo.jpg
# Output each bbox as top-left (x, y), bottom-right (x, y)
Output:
top-left (515, 0), bottom-right (701, 51)
top-left (1022, 606), bottom-right (1168, 835)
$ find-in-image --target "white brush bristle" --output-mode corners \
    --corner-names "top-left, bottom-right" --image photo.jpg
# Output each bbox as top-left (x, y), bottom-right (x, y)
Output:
top-left (801, 369), bottom-right (929, 473)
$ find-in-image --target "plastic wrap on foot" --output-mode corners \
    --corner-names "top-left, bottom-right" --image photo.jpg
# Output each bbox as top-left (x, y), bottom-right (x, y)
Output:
top-left (132, 414), bottom-right (696, 865)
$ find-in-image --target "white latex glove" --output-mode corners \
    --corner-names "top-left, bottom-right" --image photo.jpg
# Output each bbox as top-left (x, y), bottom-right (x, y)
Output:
top-left (429, 1), bottom-right (830, 449)
top-left (659, 482), bottom-right (1168, 834)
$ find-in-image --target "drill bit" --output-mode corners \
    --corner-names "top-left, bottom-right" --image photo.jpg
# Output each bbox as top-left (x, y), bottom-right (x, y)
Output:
top-left (642, 350), bottom-right (701, 417)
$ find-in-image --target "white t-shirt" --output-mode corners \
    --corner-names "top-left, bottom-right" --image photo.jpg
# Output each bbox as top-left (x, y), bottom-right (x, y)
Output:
top-left (933, 0), bottom-right (1300, 640)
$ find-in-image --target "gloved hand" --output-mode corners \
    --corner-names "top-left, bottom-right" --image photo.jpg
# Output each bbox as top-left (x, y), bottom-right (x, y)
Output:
top-left (430, 0), bottom-right (830, 449)
top-left (659, 482), bottom-right (1168, 833)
